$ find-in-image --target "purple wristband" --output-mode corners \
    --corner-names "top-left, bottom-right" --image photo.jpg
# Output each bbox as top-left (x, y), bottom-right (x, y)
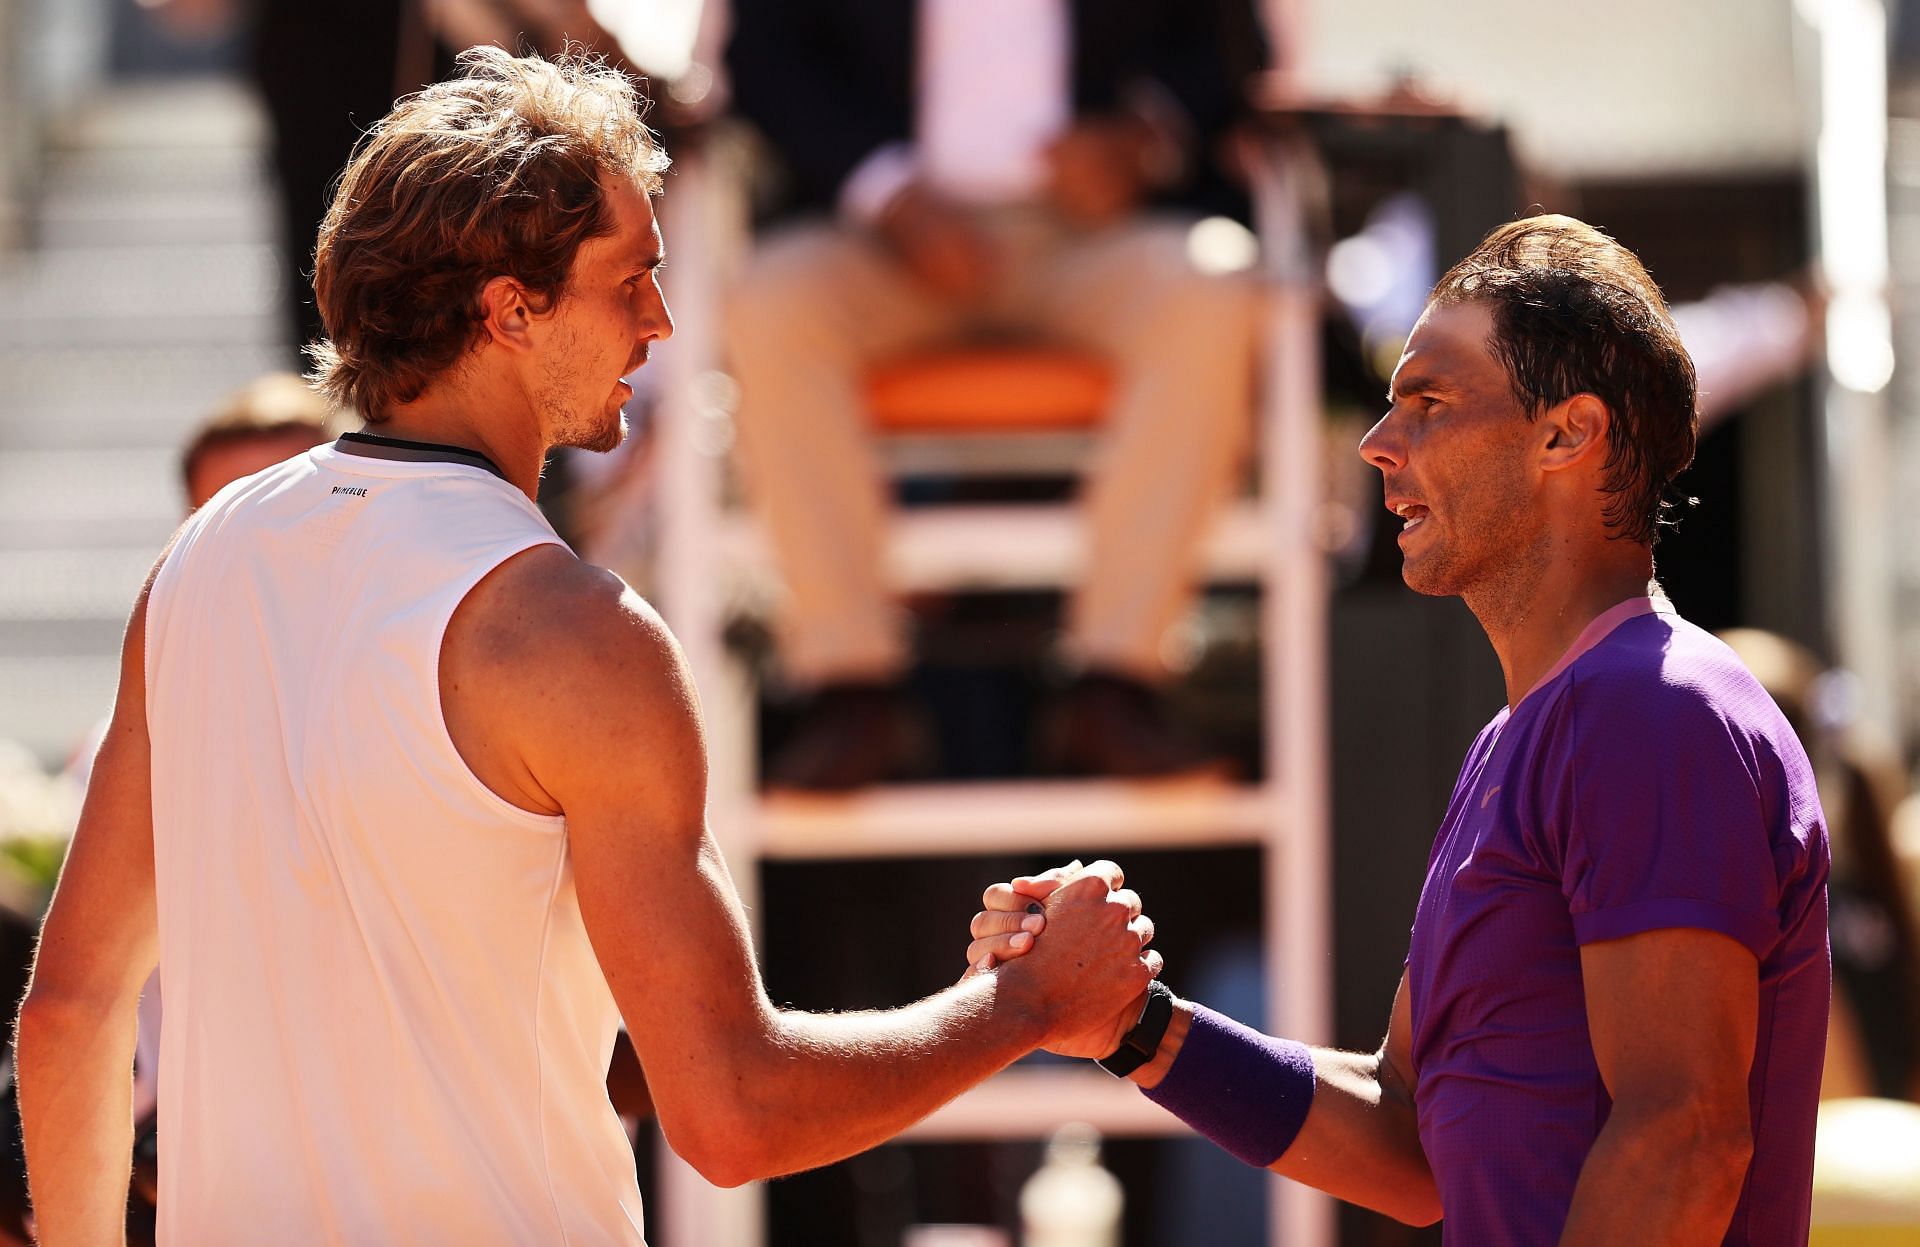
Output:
top-left (1141, 1004), bottom-right (1316, 1169)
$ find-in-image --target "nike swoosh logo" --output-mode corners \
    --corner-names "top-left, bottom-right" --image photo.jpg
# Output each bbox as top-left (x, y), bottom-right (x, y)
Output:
top-left (1480, 785), bottom-right (1502, 810)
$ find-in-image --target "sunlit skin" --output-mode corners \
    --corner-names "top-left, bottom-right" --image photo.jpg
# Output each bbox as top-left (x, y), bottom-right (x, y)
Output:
top-left (1359, 298), bottom-right (1656, 707)
top-left (375, 172), bottom-right (673, 498)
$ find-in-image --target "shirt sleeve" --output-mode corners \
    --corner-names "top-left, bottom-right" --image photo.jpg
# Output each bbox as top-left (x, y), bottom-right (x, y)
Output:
top-left (1541, 673), bottom-right (1783, 960)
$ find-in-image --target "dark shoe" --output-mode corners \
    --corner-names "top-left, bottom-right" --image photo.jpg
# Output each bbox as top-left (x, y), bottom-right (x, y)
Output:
top-left (764, 682), bottom-right (935, 791)
top-left (1037, 671), bottom-right (1235, 780)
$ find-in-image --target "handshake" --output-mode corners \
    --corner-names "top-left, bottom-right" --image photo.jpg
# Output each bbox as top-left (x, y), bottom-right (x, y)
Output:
top-left (958, 859), bottom-right (1168, 1065)
top-left (952, 860), bottom-right (1317, 1191)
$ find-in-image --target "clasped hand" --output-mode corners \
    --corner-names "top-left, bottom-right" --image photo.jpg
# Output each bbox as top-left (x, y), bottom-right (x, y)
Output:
top-left (961, 859), bottom-right (1160, 1059)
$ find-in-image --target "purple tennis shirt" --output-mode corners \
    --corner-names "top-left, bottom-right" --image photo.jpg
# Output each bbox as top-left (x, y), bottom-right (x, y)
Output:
top-left (1406, 598), bottom-right (1829, 1245)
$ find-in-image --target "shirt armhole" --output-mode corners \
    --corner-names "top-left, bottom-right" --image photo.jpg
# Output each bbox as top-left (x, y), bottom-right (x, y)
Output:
top-left (1572, 898), bottom-right (1776, 960)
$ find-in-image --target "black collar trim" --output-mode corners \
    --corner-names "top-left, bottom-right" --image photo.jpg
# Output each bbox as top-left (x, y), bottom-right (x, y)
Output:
top-left (334, 431), bottom-right (509, 482)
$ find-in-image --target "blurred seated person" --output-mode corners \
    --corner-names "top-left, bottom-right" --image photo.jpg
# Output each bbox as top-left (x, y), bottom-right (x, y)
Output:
top-left (725, 0), bottom-right (1268, 788)
top-left (1720, 629), bottom-right (1920, 1103)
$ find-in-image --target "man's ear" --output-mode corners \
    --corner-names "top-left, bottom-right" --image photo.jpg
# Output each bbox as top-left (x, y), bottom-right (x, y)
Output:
top-left (476, 275), bottom-right (537, 351)
top-left (1539, 392), bottom-right (1611, 474)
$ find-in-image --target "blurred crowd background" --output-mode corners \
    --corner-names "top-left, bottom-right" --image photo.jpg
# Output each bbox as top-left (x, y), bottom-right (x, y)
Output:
top-left (2, 0), bottom-right (1920, 1245)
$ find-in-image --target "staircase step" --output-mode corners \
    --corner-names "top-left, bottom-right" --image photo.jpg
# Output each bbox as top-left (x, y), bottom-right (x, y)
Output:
top-left (0, 448), bottom-right (180, 549)
top-left (0, 548), bottom-right (157, 623)
top-left (0, 242), bottom-right (282, 347)
top-left (0, 343), bottom-right (294, 449)
top-left (34, 175), bottom-right (277, 249)
top-left (0, 79), bottom-right (290, 766)
top-left (47, 78), bottom-right (266, 155)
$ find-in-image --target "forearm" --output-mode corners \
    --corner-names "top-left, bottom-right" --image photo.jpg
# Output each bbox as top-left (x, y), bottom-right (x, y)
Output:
top-left (1132, 1001), bottom-right (1439, 1225)
top-left (16, 994), bottom-right (140, 1246)
top-left (1557, 1108), bottom-right (1751, 1246)
top-left (726, 972), bottom-right (1045, 1181)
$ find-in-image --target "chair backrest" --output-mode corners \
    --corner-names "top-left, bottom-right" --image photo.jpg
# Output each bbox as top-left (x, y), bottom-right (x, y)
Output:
top-left (865, 347), bottom-right (1112, 434)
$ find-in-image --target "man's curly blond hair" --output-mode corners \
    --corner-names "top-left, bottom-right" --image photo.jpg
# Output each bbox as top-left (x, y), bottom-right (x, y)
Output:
top-left (308, 46), bottom-right (669, 420)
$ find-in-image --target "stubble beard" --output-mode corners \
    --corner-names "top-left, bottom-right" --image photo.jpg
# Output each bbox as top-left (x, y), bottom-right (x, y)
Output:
top-left (537, 348), bottom-right (628, 455)
top-left (552, 403), bottom-right (627, 454)
top-left (1402, 462), bottom-right (1549, 628)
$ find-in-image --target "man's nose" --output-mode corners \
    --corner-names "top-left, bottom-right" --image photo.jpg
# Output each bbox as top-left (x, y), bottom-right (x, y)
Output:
top-left (645, 296), bottom-right (674, 344)
top-left (1358, 409), bottom-right (1404, 472)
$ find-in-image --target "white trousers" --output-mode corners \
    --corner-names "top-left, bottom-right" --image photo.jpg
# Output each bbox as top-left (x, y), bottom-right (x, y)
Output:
top-left (725, 209), bottom-right (1259, 685)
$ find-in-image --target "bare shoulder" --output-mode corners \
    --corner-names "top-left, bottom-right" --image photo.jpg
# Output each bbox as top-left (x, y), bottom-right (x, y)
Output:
top-left (443, 545), bottom-right (706, 815)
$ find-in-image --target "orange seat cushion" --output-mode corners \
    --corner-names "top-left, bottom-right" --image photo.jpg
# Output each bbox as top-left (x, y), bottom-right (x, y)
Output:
top-left (865, 347), bottom-right (1113, 432)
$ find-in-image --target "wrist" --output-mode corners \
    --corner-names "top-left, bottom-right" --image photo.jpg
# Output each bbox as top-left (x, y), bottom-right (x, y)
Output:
top-left (1129, 998), bottom-right (1192, 1088)
top-left (984, 963), bottom-right (1054, 1050)
top-left (1137, 1005), bottom-right (1318, 1169)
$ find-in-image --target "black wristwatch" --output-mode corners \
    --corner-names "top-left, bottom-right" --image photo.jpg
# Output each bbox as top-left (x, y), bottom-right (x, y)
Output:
top-left (1097, 980), bottom-right (1175, 1078)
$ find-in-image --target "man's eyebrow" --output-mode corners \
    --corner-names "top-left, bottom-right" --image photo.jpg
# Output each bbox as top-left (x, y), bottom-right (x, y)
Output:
top-left (1386, 372), bottom-right (1435, 404)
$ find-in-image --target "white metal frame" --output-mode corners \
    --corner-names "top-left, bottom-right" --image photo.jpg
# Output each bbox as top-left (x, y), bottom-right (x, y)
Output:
top-left (641, 124), bottom-right (1335, 1247)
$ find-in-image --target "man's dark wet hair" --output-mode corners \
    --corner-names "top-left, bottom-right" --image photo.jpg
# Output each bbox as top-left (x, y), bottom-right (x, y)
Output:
top-left (1430, 214), bottom-right (1698, 544)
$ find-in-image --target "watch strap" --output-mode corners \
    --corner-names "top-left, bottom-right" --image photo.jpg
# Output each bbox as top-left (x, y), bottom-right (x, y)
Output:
top-left (1097, 979), bottom-right (1175, 1078)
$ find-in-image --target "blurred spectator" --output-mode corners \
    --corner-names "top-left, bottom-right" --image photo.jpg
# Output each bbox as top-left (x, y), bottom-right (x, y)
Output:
top-left (1719, 629), bottom-right (1920, 1104)
top-left (179, 371), bottom-right (344, 509)
top-left (150, 0), bottom-right (629, 352)
top-left (60, 374), bottom-right (339, 780)
top-left (724, 0), bottom-right (1269, 789)
top-left (148, 0), bottom-right (448, 350)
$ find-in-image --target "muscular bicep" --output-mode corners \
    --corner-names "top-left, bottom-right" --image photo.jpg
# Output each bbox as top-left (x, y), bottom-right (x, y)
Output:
top-left (28, 583), bottom-right (160, 1012)
top-left (1581, 928), bottom-right (1758, 1119)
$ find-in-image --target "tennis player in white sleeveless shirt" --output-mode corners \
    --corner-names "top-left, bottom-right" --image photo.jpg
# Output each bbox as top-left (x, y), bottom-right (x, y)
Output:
top-left (145, 436), bottom-right (640, 1242)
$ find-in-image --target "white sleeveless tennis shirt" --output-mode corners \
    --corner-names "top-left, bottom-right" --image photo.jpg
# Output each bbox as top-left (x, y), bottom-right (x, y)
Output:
top-left (144, 438), bottom-right (645, 1245)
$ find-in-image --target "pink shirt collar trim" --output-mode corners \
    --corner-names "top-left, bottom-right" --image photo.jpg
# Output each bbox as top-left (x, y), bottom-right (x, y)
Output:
top-left (1512, 595), bottom-right (1675, 710)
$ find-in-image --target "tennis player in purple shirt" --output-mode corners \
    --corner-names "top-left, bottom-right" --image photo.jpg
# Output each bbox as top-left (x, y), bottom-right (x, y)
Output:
top-left (971, 214), bottom-right (1830, 1244)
